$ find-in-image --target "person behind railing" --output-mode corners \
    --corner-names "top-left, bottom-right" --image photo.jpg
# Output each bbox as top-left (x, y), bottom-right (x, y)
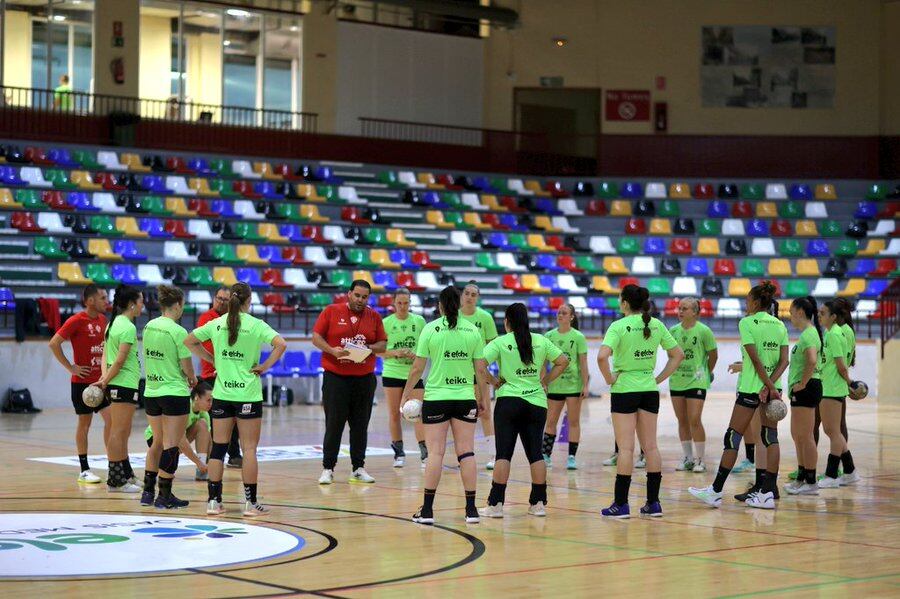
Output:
top-left (166, 96), bottom-right (181, 121)
top-left (54, 75), bottom-right (73, 111)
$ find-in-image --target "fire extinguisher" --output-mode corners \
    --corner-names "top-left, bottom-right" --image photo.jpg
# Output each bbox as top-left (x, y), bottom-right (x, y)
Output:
top-left (110, 58), bottom-right (125, 85)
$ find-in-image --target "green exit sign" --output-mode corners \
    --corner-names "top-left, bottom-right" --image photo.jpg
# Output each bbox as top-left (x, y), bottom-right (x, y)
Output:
top-left (540, 76), bottom-right (564, 88)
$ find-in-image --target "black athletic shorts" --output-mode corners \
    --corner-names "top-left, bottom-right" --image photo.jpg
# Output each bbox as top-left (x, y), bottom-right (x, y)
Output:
top-left (144, 395), bottom-right (190, 417)
top-left (71, 382), bottom-right (110, 415)
top-left (822, 395), bottom-right (846, 404)
top-left (107, 384), bottom-right (139, 405)
top-left (611, 391), bottom-right (660, 414)
top-left (421, 399), bottom-right (478, 424)
top-left (670, 388), bottom-right (707, 400)
top-left (382, 376), bottom-right (424, 389)
top-left (494, 396), bottom-right (547, 463)
top-left (547, 392), bottom-right (580, 401)
top-left (210, 398), bottom-right (263, 419)
top-left (790, 379), bottom-right (822, 408)
top-left (736, 391), bottom-right (762, 409)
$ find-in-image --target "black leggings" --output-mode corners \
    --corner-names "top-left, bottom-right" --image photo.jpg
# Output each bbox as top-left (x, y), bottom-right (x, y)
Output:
top-left (494, 396), bottom-right (547, 464)
top-left (322, 371), bottom-right (377, 470)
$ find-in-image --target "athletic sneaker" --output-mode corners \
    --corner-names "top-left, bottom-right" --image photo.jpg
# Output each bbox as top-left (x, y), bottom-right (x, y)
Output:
top-left (528, 502), bottom-right (547, 517)
top-left (734, 483), bottom-right (760, 502)
top-left (206, 499), bottom-right (225, 515)
top-left (543, 455), bottom-right (552, 468)
top-left (412, 507), bottom-right (434, 525)
top-left (731, 459), bottom-right (754, 474)
top-left (465, 508), bottom-right (480, 524)
top-left (675, 457), bottom-right (694, 471)
top-left (77, 470), bottom-right (101, 484)
top-left (127, 476), bottom-right (144, 490)
top-left (639, 501), bottom-right (663, 517)
top-left (692, 460), bottom-right (707, 473)
top-left (140, 490), bottom-right (155, 506)
top-left (567, 456), bottom-right (578, 471)
top-left (227, 456), bottom-right (243, 469)
top-left (602, 453), bottom-right (618, 466)
top-left (688, 485), bottom-right (723, 507)
top-left (243, 501), bottom-right (270, 517)
top-left (349, 468), bottom-right (375, 484)
top-left (600, 502), bottom-right (630, 518)
top-left (318, 469), bottom-right (334, 485)
top-left (784, 480), bottom-right (804, 495)
top-left (818, 476), bottom-right (841, 489)
top-left (635, 454), bottom-right (647, 469)
top-left (787, 468), bottom-right (800, 481)
top-left (485, 459), bottom-right (495, 471)
top-left (155, 494), bottom-right (189, 510)
top-left (195, 468), bottom-right (208, 481)
top-left (393, 456), bottom-right (405, 468)
top-left (479, 503), bottom-right (504, 518)
top-left (839, 471), bottom-right (860, 485)
top-left (108, 482), bottom-right (142, 494)
top-left (818, 470), bottom-right (842, 481)
top-left (745, 490), bottom-right (776, 510)
top-left (795, 483), bottom-right (820, 496)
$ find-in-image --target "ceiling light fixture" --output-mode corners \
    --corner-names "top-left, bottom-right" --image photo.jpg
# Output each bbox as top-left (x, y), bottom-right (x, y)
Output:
top-left (226, 8), bottom-right (252, 18)
top-left (553, 37), bottom-right (567, 47)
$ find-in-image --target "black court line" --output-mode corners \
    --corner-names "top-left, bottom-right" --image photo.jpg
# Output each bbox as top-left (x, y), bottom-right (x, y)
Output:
top-left (186, 567), bottom-right (344, 598)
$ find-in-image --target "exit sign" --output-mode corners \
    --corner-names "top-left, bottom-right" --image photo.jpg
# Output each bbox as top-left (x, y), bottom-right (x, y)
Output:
top-left (539, 76), bottom-right (564, 88)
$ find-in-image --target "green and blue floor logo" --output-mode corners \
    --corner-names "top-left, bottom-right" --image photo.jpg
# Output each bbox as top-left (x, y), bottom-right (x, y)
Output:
top-left (0, 514), bottom-right (304, 577)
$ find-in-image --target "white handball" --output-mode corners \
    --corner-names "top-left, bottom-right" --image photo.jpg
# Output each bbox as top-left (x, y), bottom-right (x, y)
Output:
top-left (82, 385), bottom-right (105, 408)
top-left (400, 399), bottom-right (423, 423)
top-left (764, 398), bottom-right (788, 422)
top-left (849, 380), bottom-right (868, 401)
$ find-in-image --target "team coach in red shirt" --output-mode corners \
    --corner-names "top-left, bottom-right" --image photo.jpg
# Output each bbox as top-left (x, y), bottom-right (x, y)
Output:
top-left (312, 280), bottom-right (387, 485)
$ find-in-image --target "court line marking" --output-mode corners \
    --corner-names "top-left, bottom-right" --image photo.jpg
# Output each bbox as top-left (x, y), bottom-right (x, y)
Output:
top-left (716, 572), bottom-right (900, 598)
top-left (187, 567), bottom-right (343, 598)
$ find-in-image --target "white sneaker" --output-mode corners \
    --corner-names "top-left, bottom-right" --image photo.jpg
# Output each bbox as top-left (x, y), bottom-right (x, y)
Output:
top-left (796, 483), bottom-right (820, 496)
top-left (77, 470), bottom-right (101, 484)
top-left (602, 453), bottom-right (618, 466)
top-left (839, 471), bottom-right (860, 486)
top-left (528, 502), bottom-right (547, 517)
top-left (485, 459), bottom-right (495, 471)
top-left (785, 480), bottom-right (804, 495)
top-left (478, 503), bottom-right (504, 518)
top-left (108, 482), bottom-right (141, 494)
top-left (692, 460), bottom-right (707, 473)
top-left (243, 501), bottom-right (270, 517)
top-left (206, 500), bottom-right (225, 515)
top-left (746, 490), bottom-right (776, 509)
top-left (675, 457), bottom-right (694, 471)
top-left (688, 485), bottom-right (723, 507)
top-left (349, 468), bottom-right (375, 484)
top-left (127, 476), bottom-right (144, 490)
top-left (393, 456), bottom-right (405, 468)
top-left (318, 469), bottom-right (334, 485)
top-left (635, 455), bottom-right (647, 469)
top-left (818, 476), bottom-right (841, 489)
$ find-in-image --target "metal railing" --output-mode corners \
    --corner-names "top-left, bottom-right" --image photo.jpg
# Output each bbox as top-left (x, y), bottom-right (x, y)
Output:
top-left (880, 278), bottom-right (900, 359)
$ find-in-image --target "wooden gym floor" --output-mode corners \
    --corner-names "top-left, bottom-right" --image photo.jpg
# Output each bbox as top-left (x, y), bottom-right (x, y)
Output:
top-left (1, 392), bottom-right (898, 598)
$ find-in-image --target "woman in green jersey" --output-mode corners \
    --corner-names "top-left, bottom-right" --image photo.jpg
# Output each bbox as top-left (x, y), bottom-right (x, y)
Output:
top-left (689, 281), bottom-right (789, 510)
top-left (784, 297), bottom-right (823, 496)
top-left (381, 288), bottom-right (427, 468)
top-left (93, 284), bottom-right (144, 493)
top-left (816, 300), bottom-right (859, 488)
top-left (833, 297), bottom-right (855, 443)
top-left (541, 303), bottom-right (589, 470)
top-left (597, 285), bottom-right (683, 518)
top-left (185, 282), bottom-right (287, 517)
top-left (403, 286), bottom-right (489, 525)
top-left (140, 285), bottom-right (198, 509)
top-left (480, 303), bottom-right (568, 518)
top-left (145, 382), bottom-right (212, 482)
top-left (461, 282), bottom-right (499, 470)
top-left (669, 298), bottom-right (718, 473)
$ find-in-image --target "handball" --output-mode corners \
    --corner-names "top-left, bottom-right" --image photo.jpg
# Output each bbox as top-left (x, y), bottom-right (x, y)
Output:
top-left (82, 385), bottom-right (105, 408)
top-left (849, 380), bottom-right (868, 401)
top-left (764, 398), bottom-right (787, 422)
top-left (400, 399), bottom-right (422, 422)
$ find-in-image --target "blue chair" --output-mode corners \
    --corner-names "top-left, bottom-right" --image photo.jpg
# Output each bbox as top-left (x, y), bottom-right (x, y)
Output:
top-left (853, 202), bottom-right (877, 220)
top-left (422, 191), bottom-right (447, 209)
top-left (0, 287), bottom-right (16, 311)
top-left (789, 184), bottom-right (812, 201)
top-left (139, 218), bottom-right (171, 238)
top-left (281, 351), bottom-right (307, 377)
top-left (390, 249), bottom-right (414, 269)
top-left (187, 158), bottom-right (214, 176)
top-left (265, 352), bottom-right (290, 378)
top-left (587, 296), bottom-right (614, 316)
top-left (535, 254), bottom-right (564, 272)
top-left (806, 240), bottom-right (830, 257)
top-left (211, 200), bottom-right (239, 218)
top-left (254, 181), bottom-right (283, 200)
top-left (849, 258), bottom-right (876, 276)
top-left (141, 175), bottom-right (173, 194)
top-left (315, 166), bottom-right (342, 185)
top-left (540, 275), bottom-right (565, 294)
top-left (535, 198), bottom-right (561, 215)
top-left (861, 279), bottom-right (888, 298)
top-left (47, 148), bottom-right (79, 167)
top-left (644, 237), bottom-right (666, 255)
top-left (373, 271), bottom-right (399, 291)
top-left (303, 351), bottom-right (323, 377)
top-left (471, 176), bottom-right (496, 193)
top-left (707, 201), bottom-right (729, 218)
top-left (111, 264), bottom-right (145, 285)
top-left (498, 214), bottom-right (524, 231)
top-left (529, 296), bottom-right (549, 315)
top-left (487, 232), bottom-right (514, 250)
top-left (747, 219), bottom-right (770, 237)
top-left (68, 192), bottom-right (99, 211)
top-left (375, 357), bottom-right (383, 376)
top-left (686, 258), bottom-right (709, 276)
top-left (236, 268), bottom-right (268, 288)
top-left (620, 182), bottom-right (643, 199)
top-left (279, 224), bottom-right (310, 243)
top-left (0, 166), bottom-right (26, 186)
top-left (258, 245), bottom-right (290, 265)
top-left (113, 240), bottom-right (147, 261)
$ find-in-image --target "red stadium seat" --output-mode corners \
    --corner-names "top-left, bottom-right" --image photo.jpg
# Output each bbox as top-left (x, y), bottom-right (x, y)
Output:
top-left (43, 191), bottom-right (73, 211)
top-left (302, 226), bottom-right (331, 244)
top-left (167, 156), bottom-right (195, 175)
top-left (771, 219), bottom-right (793, 237)
top-left (618, 277), bottom-right (639, 289)
top-left (165, 219), bottom-right (194, 238)
top-left (262, 269), bottom-right (293, 288)
top-left (25, 146), bottom-right (53, 165)
top-left (693, 184), bottom-right (715, 199)
top-left (625, 218), bottom-right (646, 235)
top-left (412, 250), bottom-right (440, 269)
top-left (699, 299), bottom-right (714, 317)
top-left (503, 274), bottom-right (528, 292)
top-left (11, 212), bottom-right (44, 232)
top-left (396, 271), bottom-right (425, 291)
top-left (233, 180), bottom-right (261, 199)
top-left (873, 259), bottom-right (897, 276)
top-left (557, 256), bottom-right (584, 273)
top-left (274, 164), bottom-right (302, 181)
top-left (670, 239), bottom-right (693, 255)
top-left (281, 247), bottom-right (311, 265)
top-left (664, 299), bottom-right (679, 317)
top-left (586, 200), bottom-right (607, 216)
top-left (731, 201), bottom-right (753, 218)
top-left (481, 213), bottom-right (507, 230)
top-left (188, 199), bottom-right (219, 217)
top-left (548, 297), bottom-right (565, 310)
top-left (714, 259), bottom-right (736, 276)
top-left (95, 172), bottom-right (125, 191)
top-left (341, 206), bottom-right (370, 224)
top-left (544, 181), bottom-right (568, 198)
top-left (500, 196), bottom-right (526, 213)
top-left (546, 235), bottom-right (573, 252)
top-left (263, 292), bottom-right (295, 313)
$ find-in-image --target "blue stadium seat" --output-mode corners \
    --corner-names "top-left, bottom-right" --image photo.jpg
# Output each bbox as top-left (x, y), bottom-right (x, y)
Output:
top-left (68, 192), bottom-right (99, 211)
top-left (236, 268), bottom-right (267, 288)
top-left (535, 198), bottom-right (561, 215)
top-left (0, 287), bottom-right (15, 311)
top-left (853, 202), bottom-right (877, 219)
top-left (535, 254), bottom-right (564, 272)
top-left (686, 258), bottom-right (709, 276)
top-left (806, 240), bottom-right (830, 257)
top-left (211, 200), bottom-right (239, 218)
top-left (141, 175), bottom-right (173, 194)
top-left (281, 351), bottom-right (308, 377)
top-left (499, 214), bottom-right (526, 231)
top-left (304, 351), bottom-right (323, 376)
top-left (643, 237), bottom-right (666, 255)
top-left (258, 245), bottom-right (291, 265)
top-left (279, 224), bottom-right (310, 243)
top-left (540, 275), bottom-right (565, 294)
top-left (421, 191), bottom-right (446, 208)
top-left (390, 250), bottom-right (415, 269)
top-left (488, 233), bottom-right (514, 250)
top-left (529, 296), bottom-right (550, 315)
top-left (789, 184), bottom-right (812, 201)
top-left (620, 182), bottom-right (643, 199)
top-left (373, 271), bottom-right (399, 291)
top-left (139, 218), bottom-right (171, 238)
top-left (707, 201), bottom-right (729, 218)
top-left (0, 166), bottom-right (26, 186)
top-left (113, 240), bottom-right (147, 261)
top-left (254, 181), bottom-right (282, 199)
top-left (111, 264), bottom-right (145, 285)
top-left (187, 158), bottom-right (215, 176)
top-left (747, 219), bottom-right (770, 237)
top-left (587, 296), bottom-right (614, 316)
top-left (849, 258), bottom-right (875, 276)
top-left (860, 279), bottom-right (888, 298)
top-left (471, 176), bottom-right (496, 193)
top-left (47, 148), bottom-right (79, 167)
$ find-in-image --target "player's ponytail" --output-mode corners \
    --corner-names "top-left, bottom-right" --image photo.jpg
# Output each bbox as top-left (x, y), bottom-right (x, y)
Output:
top-left (750, 280), bottom-right (778, 316)
top-left (157, 284), bottom-right (184, 310)
top-left (439, 285), bottom-right (460, 329)
top-left (105, 284), bottom-right (141, 341)
top-left (506, 302), bottom-right (533, 365)
top-left (792, 296), bottom-right (822, 344)
top-left (227, 282), bottom-right (251, 346)
top-left (621, 284), bottom-right (653, 339)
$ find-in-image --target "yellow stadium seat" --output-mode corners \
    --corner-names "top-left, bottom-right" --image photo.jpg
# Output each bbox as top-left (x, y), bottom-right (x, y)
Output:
top-left (58, 262), bottom-right (92, 285)
top-left (815, 184), bottom-right (837, 200)
top-left (88, 239), bottom-right (122, 261)
top-left (697, 238), bottom-right (721, 255)
top-left (838, 279), bottom-right (866, 297)
top-left (728, 278), bottom-right (752, 297)
top-left (777, 300), bottom-right (792, 319)
top-left (649, 219), bottom-right (672, 235)
top-left (236, 245), bottom-right (268, 265)
top-left (756, 202), bottom-right (777, 218)
top-left (0, 188), bottom-right (23, 208)
top-left (480, 195), bottom-right (506, 212)
top-left (859, 239), bottom-right (886, 256)
top-left (795, 220), bottom-right (818, 236)
top-left (370, 249), bottom-right (400, 269)
top-left (386, 228), bottom-right (416, 247)
top-left (591, 276), bottom-right (614, 294)
top-left (463, 212), bottom-right (490, 230)
top-left (527, 234), bottom-right (554, 251)
top-left (121, 153), bottom-right (151, 172)
top-left (258, 223), bottom-right (289, 243)
top-left (668, 183), bottom-right (691, 199)
top-left (426, 210), bottom-right (453, 229)
top-left (352, 270), bottom-right (384, 291)
top-left (212, 267), bottom-right (238, 286)
top-left (166, 197), bottom-right (195, 216)
top-left (767, 259), bottom-right (792, 276)
top-left (524, 180), bottom-right (550, 196)
top-left (417, 173), bottom-right (443, 189)
top-left (189, 178), bottom-right (218, 196)
top-left (300, 205), bottom-right (329, 223)
top-left (70, 170), bottom-right (102, 190)
top-left (795, 259), bottom-right (821, 276)
top-left (520, 274), bottom-right (550, 294)
top-left (253, 162), bottom-right (281, 180)
top-left (296, 184), bottom-right (326, 202)
top-left (603, 256), bottom-right (629, 275)
top-left (115, 217), bottom-right (148, 237)
top-left (533, 215), bottom-right (561, 233)
top-left (609, 200), bottom-right (631, 217)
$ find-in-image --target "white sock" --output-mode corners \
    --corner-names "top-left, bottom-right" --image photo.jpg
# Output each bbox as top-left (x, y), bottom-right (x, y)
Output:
top-left (681, 441), bottom-right (693, 460)
top-left (200, 454), bottom-right (207, 465)
top-left (694, 442), bottom-right (705, 463)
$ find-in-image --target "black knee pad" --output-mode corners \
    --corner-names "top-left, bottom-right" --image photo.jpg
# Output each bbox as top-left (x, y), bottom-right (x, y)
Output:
top-left (159, 447), bottom-right (180, 475)
top-left (210, 442), bottom-right (229, 461)
top-left (761, 426), bottom-right (778, 447)
top-left (724, 427), bottom-right (743, 451)
top-left (457, 452), bottom-right (474, 463)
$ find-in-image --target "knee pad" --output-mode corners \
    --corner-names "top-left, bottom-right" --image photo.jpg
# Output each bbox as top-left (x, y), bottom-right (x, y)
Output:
top-left (761, 426), bottom-right (778, 447)
top-left (210, 442), bottom-right (229, 461)
top-left (457, 452), bottom-right (474, 463)
top-left (724, 427), bottom-right (743, 451)
top-left (159, 447), bottom-right (180, 475)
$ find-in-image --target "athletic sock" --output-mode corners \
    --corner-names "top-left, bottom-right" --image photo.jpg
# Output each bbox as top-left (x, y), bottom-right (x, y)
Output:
top-left (423, 488), bottom-right (436, 513)
top-left (681, 441), bottom-right (693, 460)
top-left (695, 442), bottom-right (705, 462)
top-left (542, 433), bottom-right (556, 457)
top-left (614, 474), bottom-right (631, 506)
top-left (123, 458), bottom-right (134, 480)
top-left (244, 483), bottom-right (258, 504)
top-left (78, 454), bottom-right (90, 472)
top-left (745, 443), bottom-right (756, 463)
top-left (464, 490), bottom-right (476, 511)
top-left (712, 466), bottom-right (731, 493)
top-left (529, 483), bottom-right (547, 505)
top-left (568, 442), bottom-right (579, 457)
top-left (614, 442), bottom-right (619, 454)
top-left (391, 440), bottom-right (405, 458)
top-left (200, 453), bottom-right (208, 465)
top-left (647, 472), bottom-right (662, 504)
top-left (762, 471), bottom-right (777, 493)
top-left (143, 470), bottom-right (158, 493)
top-left (797, 466), bottom-right (807, 482)
top-left (840, 450), bottom-right (855, 474)
top-left (106, 460), bottom-right (122, 487)
top-left (488, 482), bottom-right (507, 506)
top-left (208, 480), bottom-right (223, 502)
top-left (157, 476), bottom-right (172, 499)
top-left (755, 468), bottom-right (766, 488)
top-left (419, 441), bottom-right (428, 461)
top-left (826, 454), bottom-right (841, 479)
top-left (805, 468), bottom-right (817, 484)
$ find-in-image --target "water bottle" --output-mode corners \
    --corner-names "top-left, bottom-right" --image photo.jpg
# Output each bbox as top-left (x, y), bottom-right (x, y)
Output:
top-left (278, 386), bottom-right (288, 407)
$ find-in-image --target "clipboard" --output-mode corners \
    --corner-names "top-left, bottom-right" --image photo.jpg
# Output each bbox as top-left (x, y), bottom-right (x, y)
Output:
top-left (343, 342), bottom-right (372, 364)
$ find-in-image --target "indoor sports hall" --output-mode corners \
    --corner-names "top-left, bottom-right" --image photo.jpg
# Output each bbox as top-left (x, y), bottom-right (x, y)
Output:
top-left (0, 1), bottom-right (898, 597)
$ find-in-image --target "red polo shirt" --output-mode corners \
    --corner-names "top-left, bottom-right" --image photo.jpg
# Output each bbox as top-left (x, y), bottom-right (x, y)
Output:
top-left (313, 303), bottom-right (386, 376)
top-left (197, 308), bottom-right (223, 380)
top-left (56, 311), bottom-right (107, 384)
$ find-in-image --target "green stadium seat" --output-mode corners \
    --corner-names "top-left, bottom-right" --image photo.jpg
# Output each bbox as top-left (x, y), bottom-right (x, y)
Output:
top-left (143, 195), bottom-right (171, 216)
top-left (784, 279), bottom-right (809, 298)
top-left (576, 255), bottom-right (604, 274)
top-left (443, 212), bottom-right (468, 229)
top-left (698, 219), bottom-right (722, 236)
top-left (90, 215), bottom-right (122, 236)
top-left (233, 222), bottom-right (264, 242)
top-left (617, 237), bottom-right (640, 255)
top-left (72, 150), bottom-right (102, 170)
top-left (865, 183), bottom-right (887, 201)
top-left (740, 184), bottom-right (764, 200)
top-left (84, 263), bottom-right (116, 285)
top-left (207, 178), bottom-right (240, 197)
top-left (647, 278), bottom-right (671, 295)
top-left (188, 266), bottom-right (217, 288)
top-left (15, 189), bottom-right (43, 209)
top-left (476, 253), bottom-right (504, 271)
top-left (212, 244), bottom-right (244, 264)
top-left (443, 193), bottom-right (465, 209)
top-left (316, 186), bottom-right (336, 202)
top-left (657, 200), bottom-right (680, 217)
top-left (820, 220), bottom-right (843, 237)
top-left (597, 181), bottom-right (619, 199)
top-left (377, 171), bottom-right (401, 188)
top-left (507, 233), bottom-right (533, 250)
top-left (606, 297), bottom-right (620, 311)
top-left (275, 203), bottom-right (302, 221)
top-left (363, 228), bottom-right (389, 246)
top-left (34, 236), bottom-right (68, 259)
top-left (308, 293), bottom-right (331, 307)
top-left (740, 259), bottom-right (765, 277)
top-left (491, 178), bottom-right (513, 194)
top-left (209, 159), bottom-right (236, 178)
top-left (347, 248), bottom-right (375, 267)
top-left (835, 239), bottom-right (859, 257)
top-left (45, 169), bottom-right (78, 189)
top-left (779, 239), bottom-right (803, 257)
top-left (329, 270), bottom-right (352, 288)
top-left (778, 202), bottom-right (803, 219)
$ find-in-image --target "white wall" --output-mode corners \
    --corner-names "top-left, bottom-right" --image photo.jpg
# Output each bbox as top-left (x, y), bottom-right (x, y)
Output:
top-left (335, 21), bottom-right (484, 136)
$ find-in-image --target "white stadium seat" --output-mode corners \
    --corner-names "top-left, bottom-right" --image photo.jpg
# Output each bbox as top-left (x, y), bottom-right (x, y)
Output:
top-left (765, 183), bottom-right (787, 200)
